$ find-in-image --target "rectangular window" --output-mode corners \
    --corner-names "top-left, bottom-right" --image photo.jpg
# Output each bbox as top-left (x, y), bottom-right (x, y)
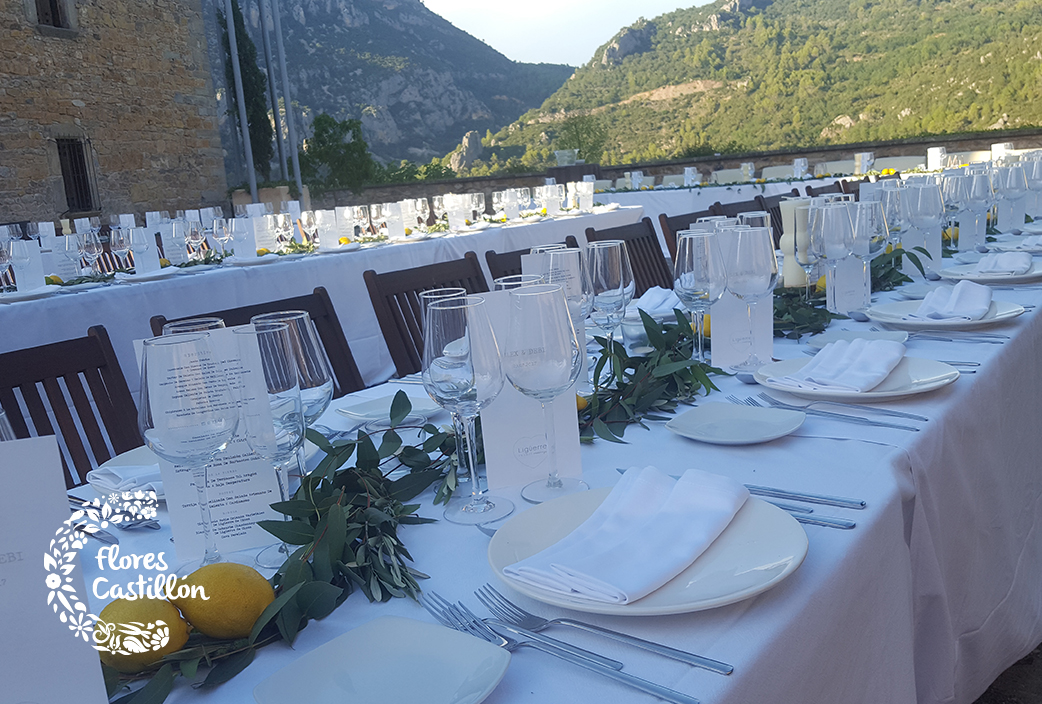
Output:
top-left (56, 138), bottom-right (97, 212)
top-left (35, 0), bottom-right (66, 28)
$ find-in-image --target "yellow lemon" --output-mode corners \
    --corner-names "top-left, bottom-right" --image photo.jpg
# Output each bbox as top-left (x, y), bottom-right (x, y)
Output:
top-left (45, 275), bottom-right (63, 285)
top-left (404, 227), bottom-right (413, 235)
top-left (338, 236), bottom-right (351, 245)
top-left (256, 248), bottom-right (271, 256)
top-left (169, 563), bottom-right (274, 640)
top-left (703, 314), bottom-right (711, 338)
top-left (576, 394), bottom-right (589, 411)
top-left (159, 258), bottom-right (171, 268)
top-left (95, 598), bottom-right (189, 673)
top-left (815, 275), bottom-right (827, 293)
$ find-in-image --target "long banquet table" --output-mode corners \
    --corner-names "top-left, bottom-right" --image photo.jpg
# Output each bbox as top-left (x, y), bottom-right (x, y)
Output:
top-left (73, 276), bottom-right (1042, 704)
top-left (0, 206), bottom-right (642, 395)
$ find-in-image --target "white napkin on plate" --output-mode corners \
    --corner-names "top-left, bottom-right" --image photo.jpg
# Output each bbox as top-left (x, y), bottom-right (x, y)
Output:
top-left (1018, 221), bottom-right (1042, 234)
top-left (86, 464), bottom-right (163, 495)
top-left (504, 466), bottom-right (749, 604)
top-left (1005, 235), bottom-right (1042, 250)
top-left (626, 286), bottom-right (681, 318)
top-left (904, 280), bottom-right (992, 321)
top-left (769, 338), bottom-right (906, 393)
top-left (972, 252), bottom-right (1032, 276)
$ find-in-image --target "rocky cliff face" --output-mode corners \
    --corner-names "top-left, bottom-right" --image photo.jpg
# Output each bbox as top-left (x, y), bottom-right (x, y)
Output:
top-left (200, 0), bottom-right (572, 178)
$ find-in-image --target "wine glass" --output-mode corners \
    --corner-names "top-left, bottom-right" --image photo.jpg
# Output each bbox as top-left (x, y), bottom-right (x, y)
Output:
top-left (422, 296), bottom-right (513, 524)
top-left (81, 231), bottom-right (103, 274)
top-left (471, 193), bottom-right (485, 221)
top-left (299, 211), bottom-right (318, 247)
top-left (138, 332), bottom-right (240, 571)
top-left (494, 274), bottom-right (543, 291)
top-left (726, 227), bottom-right (778, 371)
top-left (63, 233), bottom-right (85, 274)
top-left (250, 311), bottom-right (334, 428)
top-left (961, 171), bottom-right (994, 249)
top-left (162, 317), bottom-right (225, 335)
top-left (491, 191), bottom-right (505, 220)
top-left (674, 231), bottom-right (726, 364)
top-left (416, 198), bottom-right (431, 230)
top-left (419, 288), bottom-right (467, 333)
top-left (213, 217), bottom-right (232, 256)
top-left (185, 221), bottom-right (207, 261)
top-left (503, 284), bottom-right (587, 504)
top-left (994, 163), bottom-right (1029, 229)
top-left (584, 241), bottom-right (628, 358)
top-left (109, 227), bottom-right (131, 270)
top-left (544, 247), bottom-right (592, 341)
top-left (0, 408), bottom-right (15, 441)
top-left (350, 206), bottom-right (370, 238)
top-left (850, 200), bottom-right (890, 263)
top-left (369, 204), bottom-right (387, 238)
top-left (272, 213), bottom-right (293, 251)
top-left (902, 181), bottom-right (945, 272)
top-left (738, 211), bottom-right (771, 231)
top-left (0, 241), bottom-right (12, 294)
top-left (233, 322), bottom-right (305, 569)
top-left (25, 222), bottom-right (40, 244)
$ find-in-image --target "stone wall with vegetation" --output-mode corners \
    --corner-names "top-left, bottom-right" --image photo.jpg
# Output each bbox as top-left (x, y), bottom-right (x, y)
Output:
top-left (0, 0), bottom-right (226, 222)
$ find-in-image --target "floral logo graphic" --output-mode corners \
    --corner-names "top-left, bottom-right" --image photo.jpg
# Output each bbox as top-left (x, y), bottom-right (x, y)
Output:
top-left (44, 491), bottom-right (166, 653)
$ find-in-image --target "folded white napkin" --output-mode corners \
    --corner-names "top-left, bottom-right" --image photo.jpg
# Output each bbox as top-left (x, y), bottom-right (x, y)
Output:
top-left (1005, 235), bottom-right (1042, 251)
top-left (85, 465), bottom-right (163, 496)
top-left (504, 466), bottom-right (749, 604)
top-left (769, 338), bottom-right (906, 393)
top-left (904, 280), bottom-right (993, 321)
top-left (1019, 222), bottom-right (1042, 234)
top-left (626, 286), bottom-right (682, 319)
top-left (973, 252), bottom-right (1032, 276)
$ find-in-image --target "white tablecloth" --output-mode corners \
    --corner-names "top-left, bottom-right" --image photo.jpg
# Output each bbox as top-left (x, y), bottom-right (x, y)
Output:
top-left (0, 207), bottom-right (642, 394)
top-left (69, 279), bottom-right (1042, 704)
top-left (600, 178), bottom-right (841, 255)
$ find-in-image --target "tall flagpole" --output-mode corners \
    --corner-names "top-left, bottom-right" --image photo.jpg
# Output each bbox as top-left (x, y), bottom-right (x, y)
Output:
top-left (223, 0), bottom-right (257, 201)
top-left (270, 0), bottom-right (303, 197)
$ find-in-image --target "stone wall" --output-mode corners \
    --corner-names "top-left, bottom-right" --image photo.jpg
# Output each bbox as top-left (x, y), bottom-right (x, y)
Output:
top-left (0, 0), bottom-right (227, 223)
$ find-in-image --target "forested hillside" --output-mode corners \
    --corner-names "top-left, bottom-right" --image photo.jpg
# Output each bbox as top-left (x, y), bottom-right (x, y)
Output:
top-left (464, 0), bottom-right (1042, 174)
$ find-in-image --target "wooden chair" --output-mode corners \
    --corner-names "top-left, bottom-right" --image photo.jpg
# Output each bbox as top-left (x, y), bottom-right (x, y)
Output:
top-left (149, 286), bottom-right (365, 398)
top-left (584, 217), bottom-right (673, 298)
top-left (755, 189), bottom-right (800, 247)
top-left (805, 181), bottom-right (844, 197)
top-left (0, 326), bottom-right (142, 488)
top-left (841, 178), bottom-right (866, 199)
top-left (711, 198), bottom-right (761, 218)
top-left (657, 209), bottom-right (715, 261)
top-left (363, 252), bottom-right (490, 378)
top-left (484, 241), bottom-right (577, 281)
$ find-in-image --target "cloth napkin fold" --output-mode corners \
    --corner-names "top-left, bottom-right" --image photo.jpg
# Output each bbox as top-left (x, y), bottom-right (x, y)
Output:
top-left (85, 465), bottom-right (163, 496)
top-left (626, 286), bottom-right (682, 318)
top-left (1018, 222), bottom-right (1042, 235)
top-left (904, 280), bottom-right (993, 321)
top-left (769, 338), bottom-right (906, 393)
top-left (504, 466), bottom-right (749, 604)
top-left (972, 252), bottom-right (1033, 276)
top-left (1004, 235), bottom-right (1042, 251)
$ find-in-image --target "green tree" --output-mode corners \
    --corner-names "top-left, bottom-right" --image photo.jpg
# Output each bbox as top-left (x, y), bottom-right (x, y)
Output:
top-left (218, 0), bottom-right (274, 181)
top-left (299, 114), bottom-right (378, 193)
top-left (556, 113), bottom-right (608, 164)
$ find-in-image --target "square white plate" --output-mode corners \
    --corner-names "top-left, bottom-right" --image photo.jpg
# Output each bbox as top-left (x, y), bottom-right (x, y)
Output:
top-left (336, 394), bottom-right (441, 422)
top-left (253, 616), bottom-right (510, 704)
top-left (665, 403), bottom-right (805, 445)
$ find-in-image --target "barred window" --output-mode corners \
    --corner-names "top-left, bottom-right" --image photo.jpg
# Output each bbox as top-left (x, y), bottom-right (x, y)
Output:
top-left (35, 0), bottom-right (67, 28)
top-left (56, 138), bottom-right (97, 213)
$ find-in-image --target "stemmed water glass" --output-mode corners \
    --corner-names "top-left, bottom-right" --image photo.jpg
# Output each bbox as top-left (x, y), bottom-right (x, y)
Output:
top-left (81, 231), bottom-right (103, 274)
top-left (422, 296), bottom-right (513, 524)
top-left (110, 228), bottom-right (132, 271)
top-left (545, 247), bottom-right (593, 338)
top-left (726, 227), bottom-right (778, 371)
top-left (791, 202), bottom-right (819, 300)
top-left (902, 181), bottom-right (945, 272)
top-left (673, 231), bottom-right (726, 364)
top-left (233, 322), bottom-right (305, 569)
top-left (993, 163), bottom-right (1029, 230)
top-left (138, 332), bottom-right (240, 571)
top-left (369, 204), bottom-right (388, 238)
top-left (0, 241), bottom-right (12, 294)
top-left (63, 233), bottom-right (85, 274)
top-left (185, 221), bottom-right (207, 261)
top-left (213, 217), bottom-right (232, 256)
top-left (584, 241), bottom-right (629, 359)
top-left (504, 284), bottom-right (587, 504)
top-left (299, 211), bottom-right (318, 247)
top-left (273, 214), bottom-right (293, 251)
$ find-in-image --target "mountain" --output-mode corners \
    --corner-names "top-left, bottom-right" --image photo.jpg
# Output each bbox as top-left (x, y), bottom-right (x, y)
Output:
top-left (473, 0), bottom-right (1042, 172)
top-left (206, 0), bottom-right (572, 167)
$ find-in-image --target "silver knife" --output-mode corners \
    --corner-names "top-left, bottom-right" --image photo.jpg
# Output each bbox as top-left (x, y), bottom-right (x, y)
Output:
top-left (74, 523), bottom-right (119, 545)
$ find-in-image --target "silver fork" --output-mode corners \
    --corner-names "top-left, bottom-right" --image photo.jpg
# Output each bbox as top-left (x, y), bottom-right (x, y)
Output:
top-left (419, 593), bottom-right (701, 704)
top-left (727, 394), bottom-right (919, 432)
top-left (755, 391), bottom-right (930, 422)
top-left (475, 584), bottom-right (733, 674)
top-left (426, 591), bottom-right (622, 670)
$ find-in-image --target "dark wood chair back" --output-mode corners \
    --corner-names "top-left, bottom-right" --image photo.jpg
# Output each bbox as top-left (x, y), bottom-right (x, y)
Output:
top-left (712, 198), bottom-right (761, 218)
top-left (0, 326), bottom-right (142, 488)
top-left (755, 189), bottom-right (800, 247)
top-left (584, 217), bottom-right (673, 298)
top-left (805, 181), bottom-right (844, 197)
top-left (484, 241), bottom-right (577, 281)
top-left (363, 252), bottom-right (490, 378)
top-left (841, 178), bottom-right (865, 199)
top-left (657, 209), bottom-right (715, 261)
top-left (149, 286), bottom-right (365, 398)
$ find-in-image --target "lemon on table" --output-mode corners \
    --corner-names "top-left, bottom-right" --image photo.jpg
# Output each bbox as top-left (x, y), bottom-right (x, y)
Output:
top-left (703, 313), bottom-right (711, 338)
top-left (169, 563), bottom-right (274, 640)
top-left (95, 598), bottom-right (189, 673)
top-left (338, 236), bottom-right (351, 245)
top-left (576, 394), bottom-right (589, 411)
top-left (404, 227), bottom-right (413, 235)
top-left (256, 248), bottom-right (271, 256)
top-left (815, 274), bottom-right (827, 293)
top-left (45, 275), bottom-right (63, 285)
top-left (159, 258), bottom-right (171, 268)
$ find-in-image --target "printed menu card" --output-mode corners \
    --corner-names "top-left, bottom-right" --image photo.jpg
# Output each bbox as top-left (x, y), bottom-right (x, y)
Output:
top-left (151, 326), bottom-right (283, 562)
top-left (0, 436), bottom-right (108, 703)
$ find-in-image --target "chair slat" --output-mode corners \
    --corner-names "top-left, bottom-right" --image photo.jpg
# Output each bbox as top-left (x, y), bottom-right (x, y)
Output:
top-left (67, 371), bottom-right (115, 464)
top-left (41, 377), bottom-right (93, 485)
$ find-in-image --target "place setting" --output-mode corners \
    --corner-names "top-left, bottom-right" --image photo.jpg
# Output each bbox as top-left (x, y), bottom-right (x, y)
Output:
top-left (863, 279), bottom-right (1025, 331)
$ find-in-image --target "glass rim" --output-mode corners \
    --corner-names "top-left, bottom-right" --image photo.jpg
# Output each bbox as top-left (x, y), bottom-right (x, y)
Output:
top-left (494, 274), bottom-right (543, 288)
top-left (419, 287), bottom-right (467, 299)
top-left (426, 294), bottom-right (485, 310)
top-left (507, 282), bottom-right (564, 297)
top-left (143, 331), bottom-right (210, 346)
top-left (250, 310), bottom-right (310, 324)
top-left (232, 321), bottom-right (291, 334)
top-left (160, 317), bottom-right (225, 335)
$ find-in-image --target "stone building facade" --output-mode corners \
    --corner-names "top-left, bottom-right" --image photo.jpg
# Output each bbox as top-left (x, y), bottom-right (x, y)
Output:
top-left (0, 0), bottom-right (227, 223)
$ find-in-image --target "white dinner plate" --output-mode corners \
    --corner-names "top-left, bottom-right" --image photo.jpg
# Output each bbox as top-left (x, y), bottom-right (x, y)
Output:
top-left (939, 262), bottom-right (1042, 284)
top-left (317, 242), bottom-right (361, 253)
top-left (895, 282), bottom-right (944, 300)
top-left (0, 284), bottom-right (62, 302)
top-left (865, 299), bottom-right (1025, 330)
top-left (991, 240), bottom-right (1042, 253)
top-left (489, 488), bottom-right (807, 616)
top-left (91, 445), bottom-right (165, 500)
top-left (665, 403), bottom-right (805, 445)
top-left (58, 281), bottom-right (107, 293)
top-left (279, 253), bottom-right (307, 260)
top-left (592, 203), bottom-right (620, 213)
top-left (252, 616), bottom-right (510, 704)
top-left (225, 254), bottom-right (280, 266)
top-left (178, 263), bottom-right (222, 273)
top-left (335, 394), bottom-right (441, 422)
top-left (462, 222), bottom-right (490, 231)
top-left (754, 357), bottom-right (960, 402)
top-left (807, 329), bottom-right (909, 349)
top-left (116, 267), bottom-right (182, 283)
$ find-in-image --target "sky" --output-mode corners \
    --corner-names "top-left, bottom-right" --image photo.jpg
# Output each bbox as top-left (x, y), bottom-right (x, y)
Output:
top-left (421, 0), bottom-right (713, 67)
